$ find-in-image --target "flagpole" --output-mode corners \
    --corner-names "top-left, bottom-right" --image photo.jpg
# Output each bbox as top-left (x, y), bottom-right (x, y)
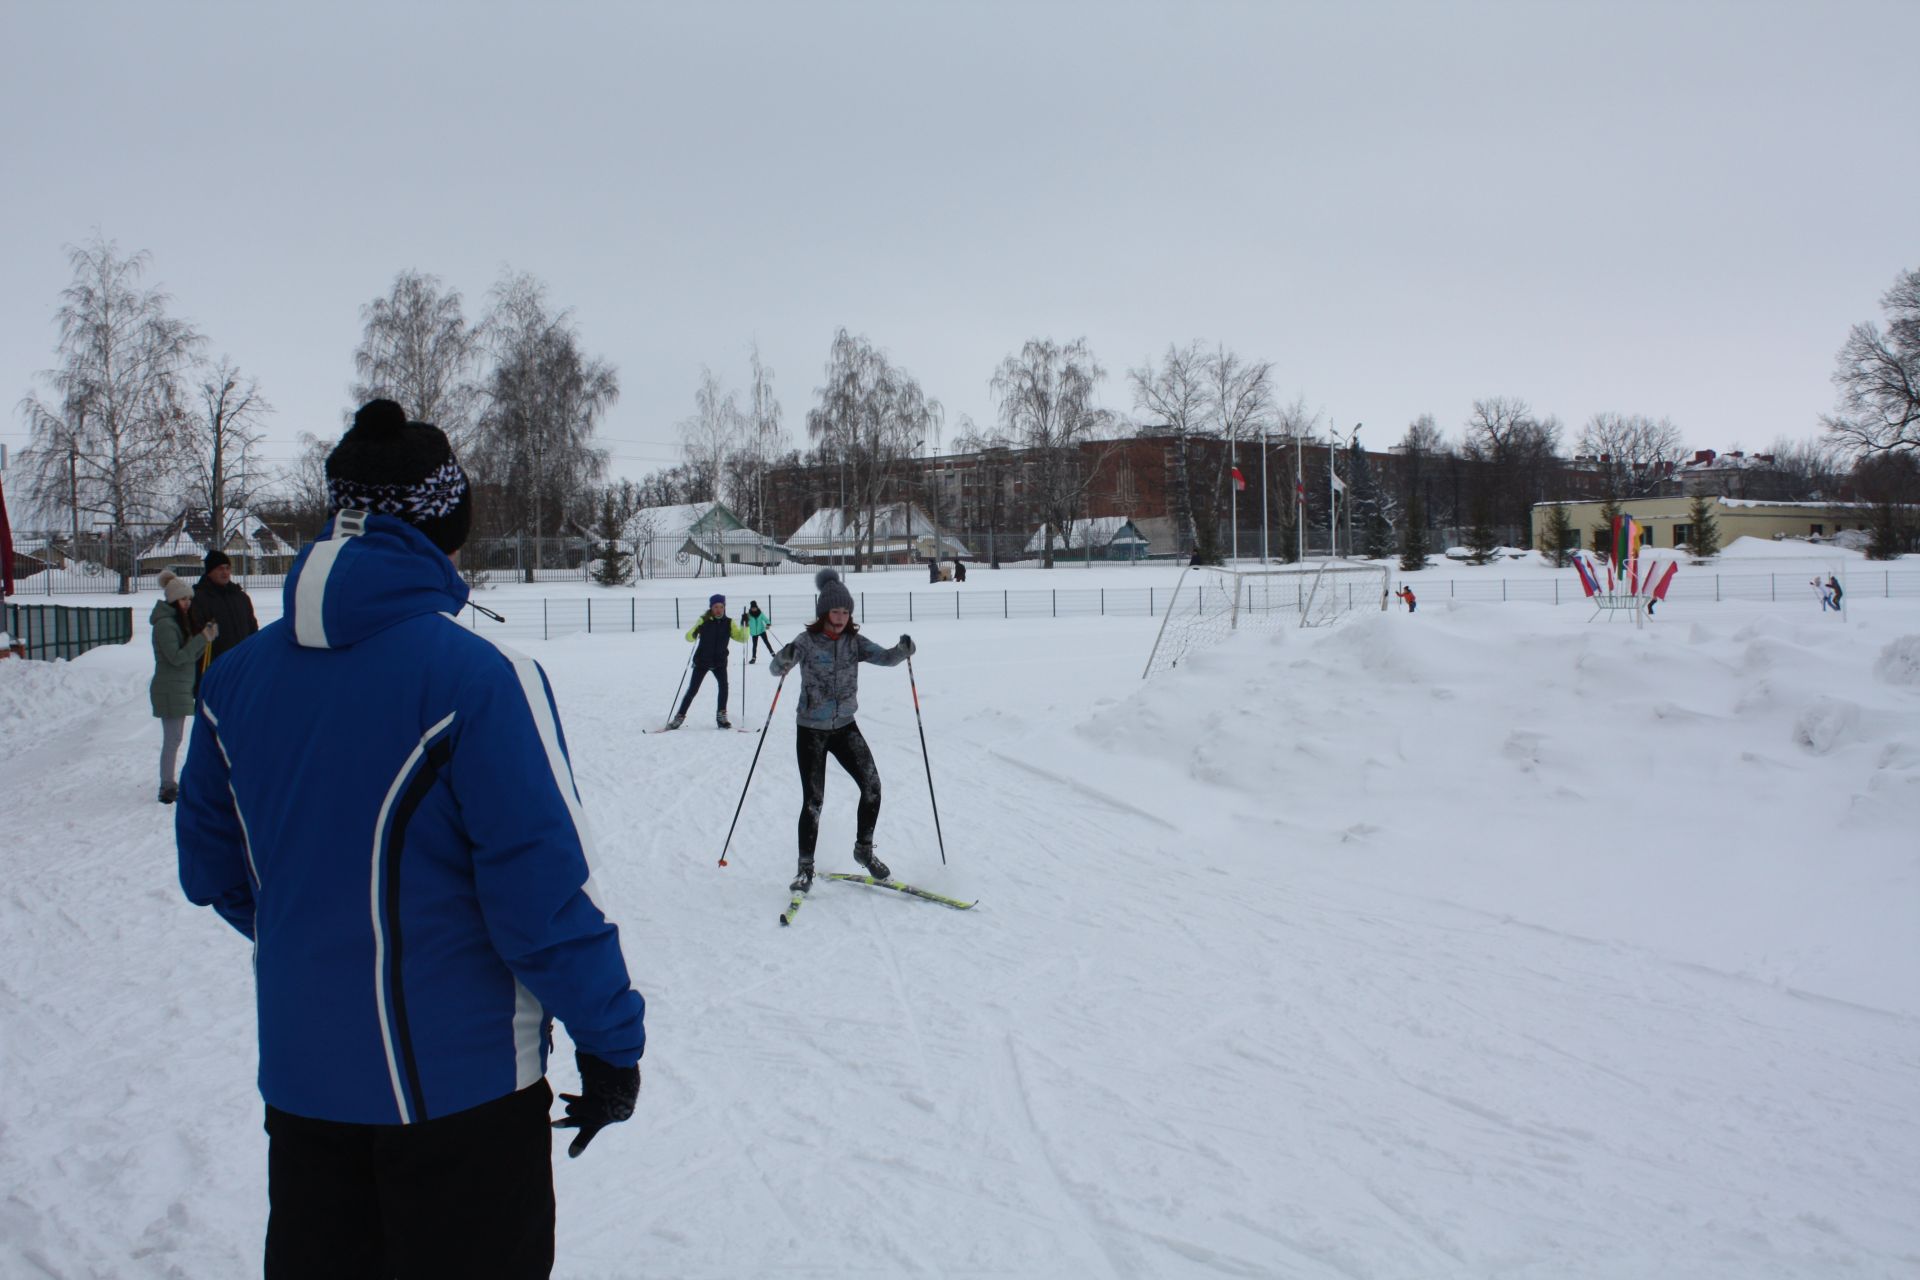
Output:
top-left (1328, 427), bottom-right (1336, 559)
top-left (1295, 433), bottom-right (1304, 563)
top-left (1259, 427), bottom-right (1269, 565)
top-left (1229, 423), bottom-right (1238, 566)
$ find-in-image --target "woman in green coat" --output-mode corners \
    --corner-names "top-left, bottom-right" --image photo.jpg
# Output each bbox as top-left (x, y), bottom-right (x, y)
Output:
top-left (151, 571), bottom-right (217, 803)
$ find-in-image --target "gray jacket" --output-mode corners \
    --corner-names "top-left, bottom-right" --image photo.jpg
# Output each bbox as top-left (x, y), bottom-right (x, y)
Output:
top-left (768, 627), bottom-right (910, 730)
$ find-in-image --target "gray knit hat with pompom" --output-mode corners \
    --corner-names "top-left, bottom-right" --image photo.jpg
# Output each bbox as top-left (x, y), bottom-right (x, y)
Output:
top-left (814, 568), bottom-right (854, 617)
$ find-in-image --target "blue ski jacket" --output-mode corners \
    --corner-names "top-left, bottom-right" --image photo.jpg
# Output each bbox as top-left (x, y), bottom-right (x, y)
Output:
top-left (176, 513), bottom-right (646, 1126)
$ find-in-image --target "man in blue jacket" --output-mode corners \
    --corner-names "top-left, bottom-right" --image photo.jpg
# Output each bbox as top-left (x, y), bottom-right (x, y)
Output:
top-left (177, 399), bottom-right (646, 1279)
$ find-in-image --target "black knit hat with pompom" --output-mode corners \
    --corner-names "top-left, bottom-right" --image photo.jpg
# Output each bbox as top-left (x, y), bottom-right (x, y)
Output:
top-left (326, 399), bottom-right (472, 555)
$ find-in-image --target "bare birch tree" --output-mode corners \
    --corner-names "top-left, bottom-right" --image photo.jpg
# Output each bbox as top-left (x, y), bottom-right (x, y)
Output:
top-left (16, 238), bottom-right (203, 590)
top-left (1128, 341), bottom-right (1210, 554)
top-left (807, 329), bottom-right (940, 568)
top-left (992, 337), bottom-right (1112, 567)
top-left (679, 367), bottom-right (744, 505)
top-left (350, 270), bottom-right (481, 449)
top-left (178, 358), bottom-right (272, 551)
top-left (468, 272), bottom-right (616, 576)
top-left (1575, 411), bottom-right (1685, 497)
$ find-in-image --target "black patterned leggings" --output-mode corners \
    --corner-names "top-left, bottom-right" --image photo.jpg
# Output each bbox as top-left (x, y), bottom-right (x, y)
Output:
top-left (796, 722), bottom-right (881, 860)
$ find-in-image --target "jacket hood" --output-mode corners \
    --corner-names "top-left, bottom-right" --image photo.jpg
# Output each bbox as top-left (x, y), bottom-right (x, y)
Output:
top-left (149, 599), bottom-right (185, 625)
top-left (282, 513), bottom-right (470, 650)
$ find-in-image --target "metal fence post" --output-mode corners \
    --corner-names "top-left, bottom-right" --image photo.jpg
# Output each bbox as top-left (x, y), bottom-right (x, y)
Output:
top-left (1003, 590), bottom-right (1008, 619)
top-left (631, 598), bottom-right (636, 631)
top-left (544, 599), bottom-right (549, 641)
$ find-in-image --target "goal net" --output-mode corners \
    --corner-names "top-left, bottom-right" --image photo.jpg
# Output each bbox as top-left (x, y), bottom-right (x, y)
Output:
top-left (1142, 560), bottom-right (1391, 679)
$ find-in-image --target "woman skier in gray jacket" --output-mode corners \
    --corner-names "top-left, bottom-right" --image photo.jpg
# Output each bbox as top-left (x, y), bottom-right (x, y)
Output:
top-left (767, 569), bottom-right (914, 891)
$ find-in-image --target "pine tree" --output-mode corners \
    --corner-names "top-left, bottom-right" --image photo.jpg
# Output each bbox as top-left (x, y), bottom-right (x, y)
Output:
top-left (1592, 492), bottom-right (1623, 555)
top-left (1867, 501), bottom-right (1904, 560)
top-left (1543, 504), bottom-right (1577, 567)
top-left (1685, 494), bottom-right (1720, 560)
top-left (1399, 491), bottom-right (1430, 572)
top-left (1466, 492), bottom-right (1499, 564)
top-left (590, 491), bottom-right (633, 586)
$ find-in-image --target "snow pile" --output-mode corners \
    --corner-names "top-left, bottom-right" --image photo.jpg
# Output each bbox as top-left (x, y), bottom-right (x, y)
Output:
top-left (2, 584), bottom-right (1917, 1277)
top-left (1874, 634), bottom-right (1920, 686)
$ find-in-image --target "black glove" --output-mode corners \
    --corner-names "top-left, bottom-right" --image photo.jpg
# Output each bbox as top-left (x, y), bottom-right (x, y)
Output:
top-left (898, 634), bottom-right (915, 656)
top-left (552, 1051), bottom-right (639, 1158)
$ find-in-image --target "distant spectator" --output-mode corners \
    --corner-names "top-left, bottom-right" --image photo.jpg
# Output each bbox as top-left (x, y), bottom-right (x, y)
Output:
top-left (150, 571), bottom-right (216, 804)
top-left (928, 557), bottom-right (941, 584)
top-left (190, 548), bottom-right (258, 688)
top-left (1827, 574), bottom-right (1844, 610)
top-left (1395, 585), bottom-right (1417, 613)
top-left (953, 558), bottom-right (966, 583)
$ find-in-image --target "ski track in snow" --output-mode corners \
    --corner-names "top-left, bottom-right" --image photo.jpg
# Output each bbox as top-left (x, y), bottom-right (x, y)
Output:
top-left (4, 566), bottom-right (1919, 1278)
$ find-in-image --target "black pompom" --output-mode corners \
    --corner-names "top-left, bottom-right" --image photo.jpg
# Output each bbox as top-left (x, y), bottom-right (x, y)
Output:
top-left (351, 399), bottom-right (409, 438)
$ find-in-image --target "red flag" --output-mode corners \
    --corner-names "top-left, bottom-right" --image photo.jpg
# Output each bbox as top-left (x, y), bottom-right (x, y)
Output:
top-left (1230, 466), bottom-right (1247, 491)
top-left (0, 474), bottom-right (15, 598)
top-left (1650, 561), bottom-right (1678, 601)
top-left (1294, 478), bottom-right (1306, 506)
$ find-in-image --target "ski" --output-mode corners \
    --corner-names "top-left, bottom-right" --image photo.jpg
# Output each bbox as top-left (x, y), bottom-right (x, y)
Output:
top-left (820, 873), bottom-right (976, 911)
top-left (778, 888), bottom-right (807, 926)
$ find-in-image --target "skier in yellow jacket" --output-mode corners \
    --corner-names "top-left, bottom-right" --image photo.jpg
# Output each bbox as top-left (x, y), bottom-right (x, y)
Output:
top-left (668, 593), bottom-right (749, 729)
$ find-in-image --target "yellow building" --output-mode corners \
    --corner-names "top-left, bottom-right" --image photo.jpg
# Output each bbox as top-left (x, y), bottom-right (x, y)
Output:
top-left (1531, 496), bottom-right (1873, 551)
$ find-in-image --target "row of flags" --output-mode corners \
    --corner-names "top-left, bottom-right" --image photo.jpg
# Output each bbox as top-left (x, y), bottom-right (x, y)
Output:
top-left (1228, 467), bottom-right (1329, 504)
top-left (1571, 514), bottom-right (1676, 603)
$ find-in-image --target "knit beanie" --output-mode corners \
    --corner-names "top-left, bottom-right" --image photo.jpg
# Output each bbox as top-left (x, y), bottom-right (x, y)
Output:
top-left (325, 399), bottom-right (472, 555)
top-left (814, 568), bottom-right (854, 617)
top-left (204, 548), bottom-right (231, 571)
top-left (709, 593), bottom-right (726, 607)
top-left (160, 570), bottom-right (193, 603)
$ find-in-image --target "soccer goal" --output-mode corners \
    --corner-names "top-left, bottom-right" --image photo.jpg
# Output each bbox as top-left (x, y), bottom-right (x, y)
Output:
top-left (1142, 560), bottom-right (1391, 679)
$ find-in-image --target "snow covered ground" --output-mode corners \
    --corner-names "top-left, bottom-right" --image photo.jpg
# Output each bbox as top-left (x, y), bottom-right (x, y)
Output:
top-left (3, 548), bottom-right (1918, 1278)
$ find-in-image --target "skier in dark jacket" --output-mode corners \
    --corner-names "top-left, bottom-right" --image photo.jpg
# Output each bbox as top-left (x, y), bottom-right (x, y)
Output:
top-left (767, 568), bottom-right (914, 892)
top-left (953, 558), bottom-right (966, 583)
top-left (669, 593), bottom-right (747, 729)
top-left (190, 547), bottom-right (259, 668)
top-left (176, 400), bottom-right (645, 1279)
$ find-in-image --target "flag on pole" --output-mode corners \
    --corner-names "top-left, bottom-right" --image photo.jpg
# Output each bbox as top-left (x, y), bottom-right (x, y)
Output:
top-left (1231, 466), bottom-right (1247, 492)
top-left (1330, 471), bottom-right (1346, 494)
top-left (1649, 560), bottom-right (1678, 601)
top-left (1294, 478), bottom-right (1306, 506)
top-left (1571, 552), bottom-right (1601, 598)
top-left (0, 474), bottom-right (15, 599)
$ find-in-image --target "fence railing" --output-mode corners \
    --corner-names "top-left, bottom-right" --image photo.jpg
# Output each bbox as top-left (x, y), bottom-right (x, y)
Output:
top-left (457, 567), bottom-right (1920, 644)
top-left (5, 604), bottom-right (135, 661)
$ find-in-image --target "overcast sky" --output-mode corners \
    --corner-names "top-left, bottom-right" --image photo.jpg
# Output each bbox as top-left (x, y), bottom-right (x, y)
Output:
top-left (4, 0), bottom-right (1915, 491)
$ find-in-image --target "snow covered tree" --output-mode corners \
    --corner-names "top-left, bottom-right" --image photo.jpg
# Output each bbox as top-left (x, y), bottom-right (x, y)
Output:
top-left (1398, 490), bottom-right (1430, 572)
top-left (1466, 491), bottom-right (1499, 564)
top-left (1685, 494), bottom-right (1720, 560)
top-left (590, 486), bottom-right (635, 586)
top-left (16, 238), bottom-right (203, 591)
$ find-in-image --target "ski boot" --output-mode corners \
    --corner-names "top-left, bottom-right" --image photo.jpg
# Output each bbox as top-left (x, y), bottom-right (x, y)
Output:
top-left (664, 713), bottom-right (685, 731)
top-left (853, 842), bottom-right (890, 881)
top-left (789, 858), bottom-right (814, 893)
top-left (716, 711), bottom-right (732, 729)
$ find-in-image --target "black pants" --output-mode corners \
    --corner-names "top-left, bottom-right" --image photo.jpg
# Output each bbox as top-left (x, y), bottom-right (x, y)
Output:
top-left (750, 632), bottom-right (772, 660)
top-left (679, 657), bottom-right (729, 716)
top-left (797, 722), bottom-right (881, 860)
top-left (263, 1081), bottom-right (555, 1279)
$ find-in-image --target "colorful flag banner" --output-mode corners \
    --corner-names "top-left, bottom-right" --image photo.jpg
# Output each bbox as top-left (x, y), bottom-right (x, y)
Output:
top-left (1231, 466), bottom-right (1247, 492)
top-left (1650, 561), bottom-right (1678, 601)
top-left (1571, 553), bottom-right (1601, 598)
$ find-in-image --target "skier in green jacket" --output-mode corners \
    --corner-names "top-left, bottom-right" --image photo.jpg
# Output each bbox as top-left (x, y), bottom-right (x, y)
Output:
top-left (742, 601), bottom-right (772, 663)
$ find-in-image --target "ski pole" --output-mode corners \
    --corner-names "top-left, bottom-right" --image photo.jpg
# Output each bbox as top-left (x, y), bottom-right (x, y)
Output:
top-left (718, 670), bottom-right (788, 867)
top-left (664, 645), bottom-right (695, 722)
top-left (905, 653), bottom-right (948, 866)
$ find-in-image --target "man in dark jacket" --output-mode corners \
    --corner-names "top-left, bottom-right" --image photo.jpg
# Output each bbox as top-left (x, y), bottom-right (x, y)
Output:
top-left (176, 400), bottom-right (645, 1279)
top-left (190, 548), bottom-right (258, 677)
